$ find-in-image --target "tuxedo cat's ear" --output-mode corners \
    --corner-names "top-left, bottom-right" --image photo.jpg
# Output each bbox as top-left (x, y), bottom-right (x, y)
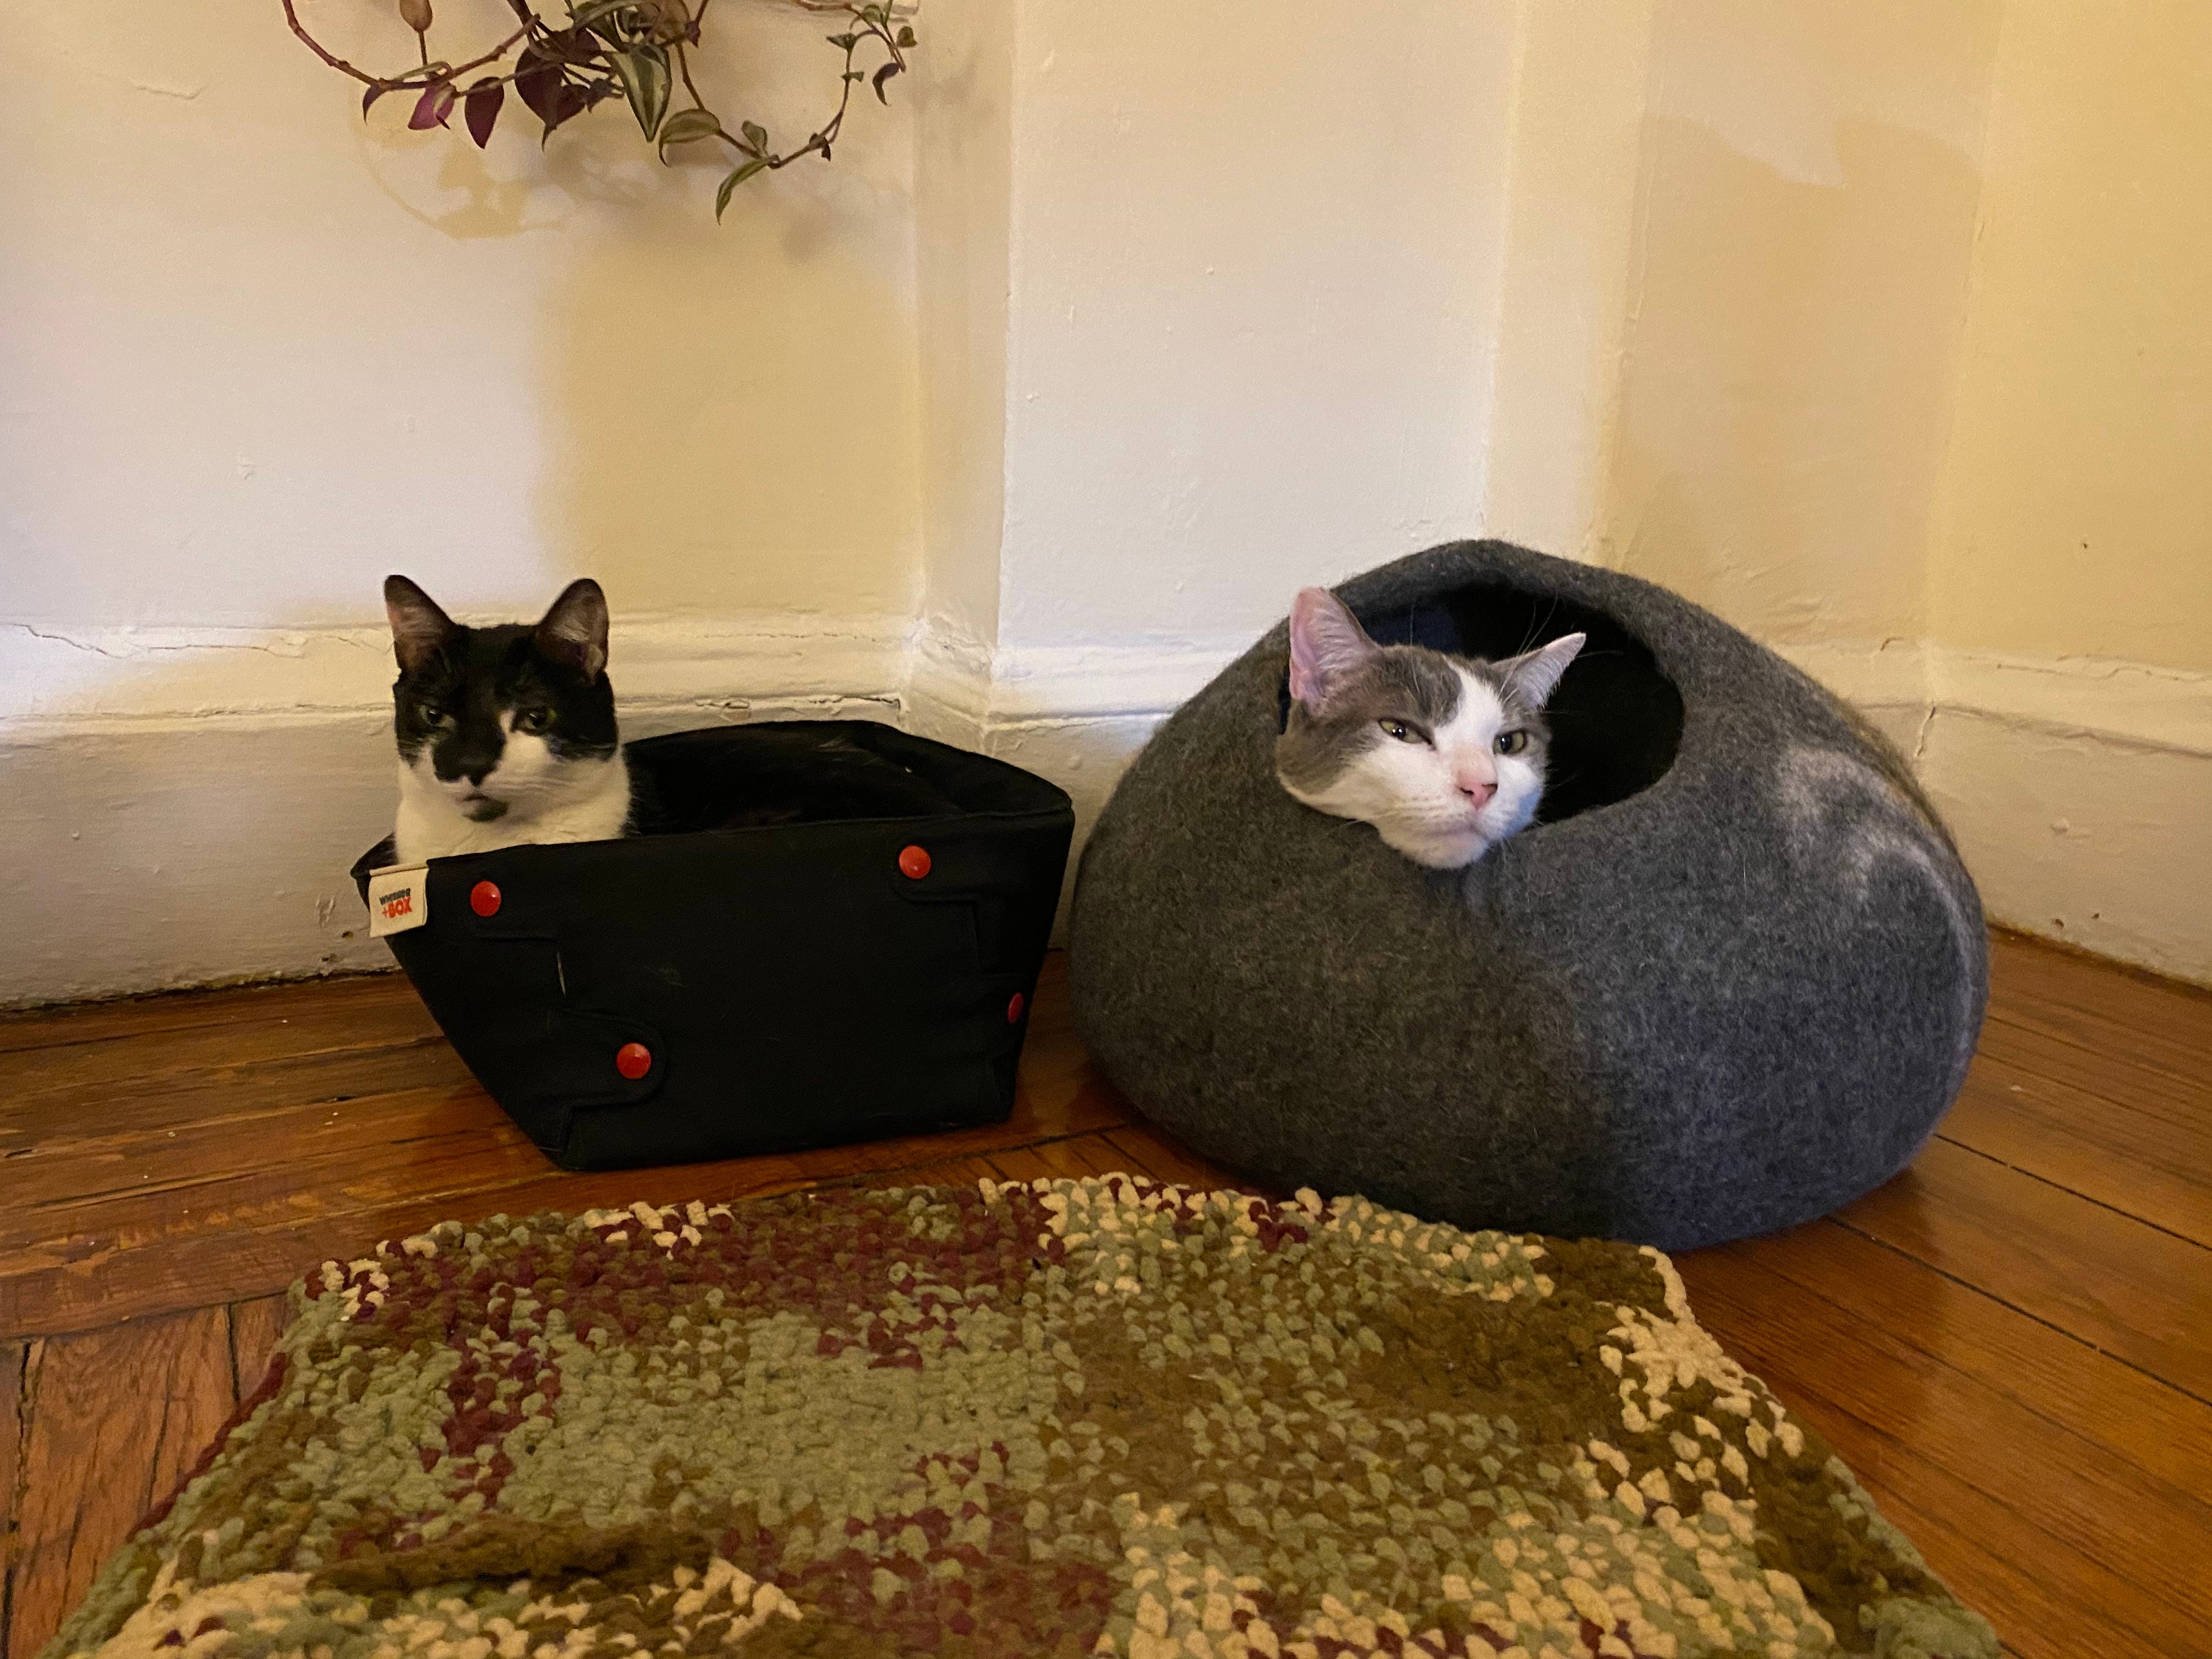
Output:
top-left (535, 578), bottom-right (610, 680)
top-left (383, 575), bottom-right (456, 674)
top-left (1287, 588), bottom-right (1380, 710)
top-left (1498, 631), bottom-right (1586, 707)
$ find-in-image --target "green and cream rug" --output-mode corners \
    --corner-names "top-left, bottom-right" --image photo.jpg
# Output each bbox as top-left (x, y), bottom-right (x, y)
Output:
top-left (46, 1178), bottom-right (1994, 1659)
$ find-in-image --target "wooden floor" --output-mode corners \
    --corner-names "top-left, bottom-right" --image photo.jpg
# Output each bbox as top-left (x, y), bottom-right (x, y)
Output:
top-left (1, 934), bottom-right (2206, 1659)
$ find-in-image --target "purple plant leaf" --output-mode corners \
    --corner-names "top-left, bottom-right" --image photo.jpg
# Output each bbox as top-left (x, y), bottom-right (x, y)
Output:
top-left (464, 78), bottom-right (504, 148)
top-left (515, 47), bottom-right (562, 124)
top-left (408, 81), bottom-right (456, 130)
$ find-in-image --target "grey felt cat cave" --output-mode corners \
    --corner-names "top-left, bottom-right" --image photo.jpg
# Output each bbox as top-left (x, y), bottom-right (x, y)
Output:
top-left (1068, 540), bottom-right (1987, 1250)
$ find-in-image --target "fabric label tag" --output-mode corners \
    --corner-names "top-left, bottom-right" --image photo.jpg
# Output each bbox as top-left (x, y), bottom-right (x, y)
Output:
top-left (366, 864), bottom-right (430, 937)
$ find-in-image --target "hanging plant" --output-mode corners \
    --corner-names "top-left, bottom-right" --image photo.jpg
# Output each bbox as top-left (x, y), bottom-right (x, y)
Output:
top-left (283, 0), bottom-right (915, 218)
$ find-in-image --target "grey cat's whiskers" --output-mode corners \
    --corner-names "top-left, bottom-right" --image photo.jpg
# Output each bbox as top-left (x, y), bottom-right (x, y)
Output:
top-left (1276, 587), bottom-right (1584, 870)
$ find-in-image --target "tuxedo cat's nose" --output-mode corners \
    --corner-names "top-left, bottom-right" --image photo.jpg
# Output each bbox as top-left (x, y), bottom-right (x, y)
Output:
top-left (436, 752), bottom-right (499, 786)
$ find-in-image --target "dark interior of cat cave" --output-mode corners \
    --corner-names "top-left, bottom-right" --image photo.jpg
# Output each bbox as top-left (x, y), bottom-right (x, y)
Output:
top-left (1282, 582), bottom-right (1686, 823)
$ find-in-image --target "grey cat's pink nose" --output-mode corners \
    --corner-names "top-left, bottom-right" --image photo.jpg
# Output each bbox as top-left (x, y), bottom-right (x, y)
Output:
top-left (1459, 780), bottom-right (1496, 805)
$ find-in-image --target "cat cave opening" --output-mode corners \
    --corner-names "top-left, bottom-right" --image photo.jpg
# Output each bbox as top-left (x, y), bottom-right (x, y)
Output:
top-left (1277, 580), bottom-right (1686, 823)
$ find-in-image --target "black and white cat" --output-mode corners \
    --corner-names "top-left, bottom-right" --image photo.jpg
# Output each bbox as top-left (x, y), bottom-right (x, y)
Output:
top-left (384, 575), bottom-right (635, 865)
top-left (382, 575), bottom-right (967, 863)
top-left (1274, 586), bottom-right (1584, 868)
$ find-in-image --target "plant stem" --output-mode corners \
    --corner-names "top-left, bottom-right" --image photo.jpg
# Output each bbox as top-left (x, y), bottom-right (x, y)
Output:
top-left (280, 0), bottom-right (527, 90)
top-left (675, 38), bottom-right (708, 111)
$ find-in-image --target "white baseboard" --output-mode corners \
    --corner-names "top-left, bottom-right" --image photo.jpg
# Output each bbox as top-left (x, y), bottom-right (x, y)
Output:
top-left (3, 616), bottom-right (2201, 1004)
top-left (1778, 639), bottom-right (2212, 984)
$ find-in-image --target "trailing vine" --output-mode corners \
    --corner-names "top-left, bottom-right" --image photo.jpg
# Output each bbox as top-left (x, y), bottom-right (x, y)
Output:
top-left (284, 0), bottom-right (915, 218)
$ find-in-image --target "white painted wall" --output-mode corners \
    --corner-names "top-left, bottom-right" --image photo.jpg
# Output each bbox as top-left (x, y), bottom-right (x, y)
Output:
top-left (1, 0), bottom-right (926, 1001)
top-left (911, 0), bottom-right (1522, 903)
top-left (992, 0), bottom-right (1516, 653)
top-left (1539, 0), bottom-right (2211, 980)
top-left (0, 0), bottom-right (1524, 1003)
top-left (5, 1), bottom-right (923, 630)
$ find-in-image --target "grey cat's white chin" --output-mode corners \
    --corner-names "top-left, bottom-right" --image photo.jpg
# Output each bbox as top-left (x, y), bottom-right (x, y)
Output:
top-left (1378, 822), bottom-right (1495, 870)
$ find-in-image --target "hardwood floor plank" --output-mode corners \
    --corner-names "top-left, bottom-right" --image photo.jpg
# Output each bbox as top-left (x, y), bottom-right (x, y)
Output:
top-left (1682, 1265), bottom-right (2202, 1659)
top-left (980, 1145), bottom-right (1059, 1184)
top-left (1100, 1124), bottom-right (1250, 1193)
top-left (225, 1297), bottom-right (290, 1400)
top-left (6, 1310), bottom-right (235, 1659)
top-left (1675, 1243), bottom-right (2212, 1622)
top-left (0, 973), bottom-right (416, 1058)
top-left (867, 1153), bottom-right (1009, 1191)
top-left (1985, 984), bottom-right (2208, 1095)
top-left (1022, 1134), bottom-right (1136, 1182)
top-left (0, 996), bottom-right (443, 1115)
top-left (2, 1340), bottom-right (24, 1659)
top-left (3, 1081), bottom-right (522, 1240)
top-left (1973, 1012), bottom-right (2203, 1129)
top-left (1839, 1138), bottom-right (2212, 1399)
top-left (2, 1036), bottom-right (1137, 1341)
top-left (1838, 1474), bottom-right (2132, 1659)
top-left (1938, 1048), bottom-right (2212, 1246)
top-left (1989, 930), bottom-right (2212, 1076)
top-left (0, 1038), bottom-right (472, 1167)
top-left (5, 1085), bottom-right (536, 1246)
top-left (1681, 1218), bottom-right (2212, 1490)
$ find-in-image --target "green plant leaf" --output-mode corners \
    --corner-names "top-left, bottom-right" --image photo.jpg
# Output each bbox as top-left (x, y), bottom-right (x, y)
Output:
top-left (825, 31), bottom-right (857, 49)
top-left (610, 43), bottom-right (670, 139)
top-left (715, 157), bottom-right (770, 218)
top-left (569, 0), bottom-right (635, 31)
top-left (896, 24), bottom-right (915, 47)
top-left (872, 59), bottom-right (901, 102)
top-left (740, 119), bottom-right (768, 154)
top-left (657, 107), bottom-right (723, 153)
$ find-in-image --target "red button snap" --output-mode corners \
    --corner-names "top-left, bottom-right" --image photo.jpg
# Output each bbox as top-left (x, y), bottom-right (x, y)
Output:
top-left (615, 1042), bottom-right (652, 1080)
top-left (898, 844), bottom-right (933, 879)
top-left (470, 881), bottom-right (501, 917)
top-left (1007, 992), bottom-right (1025, 1024)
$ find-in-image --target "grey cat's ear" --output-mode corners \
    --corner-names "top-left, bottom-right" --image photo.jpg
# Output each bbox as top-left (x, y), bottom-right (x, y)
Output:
top-left (536, 578), bottom-right (610, 680)
top-left (383, 575), bottom-right (455, 674)
top-left (1499, 631), bottom-right (1586, 707)
top-left (1287, 588), bottom-right (1380, 710)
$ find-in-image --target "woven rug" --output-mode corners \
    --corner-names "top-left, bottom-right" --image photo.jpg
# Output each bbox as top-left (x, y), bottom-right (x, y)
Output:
top-left (48, 1178), bottom-right (1994, 1659)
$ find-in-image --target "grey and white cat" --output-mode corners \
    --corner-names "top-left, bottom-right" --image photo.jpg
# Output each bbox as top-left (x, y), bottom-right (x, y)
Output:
top-left (1274, 587), bottom-right (1584, 868)
top-left (385, 575), bottom-right (635, 865)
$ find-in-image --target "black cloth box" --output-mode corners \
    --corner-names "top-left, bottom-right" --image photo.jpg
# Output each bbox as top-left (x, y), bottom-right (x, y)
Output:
top-left (351, 721), bottom-right (1074, 1171)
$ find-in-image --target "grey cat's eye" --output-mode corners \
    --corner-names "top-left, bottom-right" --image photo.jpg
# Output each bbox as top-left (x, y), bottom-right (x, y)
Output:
top-left (1495, 729), bottom-right (1528, 755)
top-left (1378, 718), bottom-right (1426, 744)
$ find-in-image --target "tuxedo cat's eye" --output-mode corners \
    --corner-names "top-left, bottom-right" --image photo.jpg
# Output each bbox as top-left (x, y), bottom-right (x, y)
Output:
top-left (417, 700), bottom-right (454, 727)
top-left (513, 707), bottom-right (553, 736)
top-left (1495, 729), bottom-right (1530, 755)
top-left (1378, 718), bottom-right (1426, 744)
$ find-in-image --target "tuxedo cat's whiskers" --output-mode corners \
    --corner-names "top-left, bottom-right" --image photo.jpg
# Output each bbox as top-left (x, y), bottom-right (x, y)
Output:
top-left (384, 574), bottom-right (636, 866)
